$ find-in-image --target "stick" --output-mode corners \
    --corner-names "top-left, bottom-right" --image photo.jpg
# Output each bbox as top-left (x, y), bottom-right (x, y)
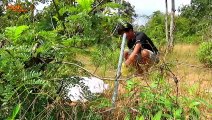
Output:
top-left (111, 33), bottom-right (126, 107)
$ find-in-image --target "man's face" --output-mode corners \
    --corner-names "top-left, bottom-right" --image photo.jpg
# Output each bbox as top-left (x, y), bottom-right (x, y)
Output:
top-left (125, 30), bottom-right (134, 40)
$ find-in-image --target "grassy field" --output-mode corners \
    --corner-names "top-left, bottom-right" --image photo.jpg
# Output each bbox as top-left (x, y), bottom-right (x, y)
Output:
top-left (77, 44), bottom-right (212, 119)
top-left (166, 44), bottom-right (211, 102)
top-left (165, 44), bottom-right (212, 119)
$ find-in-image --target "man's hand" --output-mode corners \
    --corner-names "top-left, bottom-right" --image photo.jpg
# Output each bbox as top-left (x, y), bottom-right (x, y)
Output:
top-left (125, 43), bottom-right (142, 66)
top-left (121, 62), bottom-right (136, 77)
top-left (121, 63), bottom-right (129, 76)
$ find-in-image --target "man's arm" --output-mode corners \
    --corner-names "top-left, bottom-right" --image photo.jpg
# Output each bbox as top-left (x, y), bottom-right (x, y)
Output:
top-left (125, 43), bottom-right (142, 66)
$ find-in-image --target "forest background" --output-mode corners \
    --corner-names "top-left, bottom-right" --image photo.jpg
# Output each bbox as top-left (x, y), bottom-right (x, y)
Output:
top-left (0, 0), bottom-right (211, 119)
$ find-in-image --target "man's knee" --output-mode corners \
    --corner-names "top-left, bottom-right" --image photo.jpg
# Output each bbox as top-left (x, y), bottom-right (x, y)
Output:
top-left (141, 49), bottom-right (159, 64)
top-left (141, 49), bottom-right (150, 59)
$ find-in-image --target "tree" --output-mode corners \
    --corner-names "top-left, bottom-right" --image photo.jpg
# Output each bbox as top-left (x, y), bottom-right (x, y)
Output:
top-left (179, 0), bottom-right (212, 42)
top-left (144, 11), bottom-right (166, 47)
top-left (168, 0), bottom-right (175, 51)
top-left (165, 0), bottom-right (169, 45)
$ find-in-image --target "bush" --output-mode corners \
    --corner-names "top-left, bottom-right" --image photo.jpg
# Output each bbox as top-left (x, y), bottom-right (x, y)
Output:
top-left (197, 42), bottom-right (212, 67)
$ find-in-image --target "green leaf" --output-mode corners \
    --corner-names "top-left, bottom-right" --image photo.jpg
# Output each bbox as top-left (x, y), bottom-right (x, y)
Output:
top-left (189, 101), bottom-right (201, 108)
top-left (126, 80), bottom-right (135, 91)
top-left (76, 0), bottom-right (94, 11)
top-left (173, 108), bottom-right (182, 119)
top-left (7, 103), bottom-right (21, 120)
top-left (150, 82), bottom-right (158, 88)
top-left (5, 25), bottom-right (29, 42)
top-left (162, 113), bottom-right (173, 119)
top-left (59, 6), bottom-right (78, 16)
top-left (193, 107), bottom-right (200, 117)
top-left (101, 2), bottom-right (121, 9)
top-left (152, 111), bottom-right (162, 120)
top-left (136, 115), bottom-right (145, 120)
top-left (124, 113), bottom-right (130, 120)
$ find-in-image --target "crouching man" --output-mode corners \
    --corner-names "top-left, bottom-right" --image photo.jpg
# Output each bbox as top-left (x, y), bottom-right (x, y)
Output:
top-left (117, 22), bottom-right (159, 75)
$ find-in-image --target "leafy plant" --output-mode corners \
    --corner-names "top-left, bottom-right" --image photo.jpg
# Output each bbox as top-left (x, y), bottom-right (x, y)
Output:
top-left (0, 25), bottom-right (81, 119)
top-left (76, 0), bottom-right (94, 11)
top-left (5, 25), bottom-right (29, 43)
top-left (143, 11), bottom-right (166, 47)
top-left (197, 42), bottom-right (212, 67)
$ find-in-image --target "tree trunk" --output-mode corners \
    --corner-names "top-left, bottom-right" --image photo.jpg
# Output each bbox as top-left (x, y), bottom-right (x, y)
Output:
top-left (169, 0), bottom-right (175, 51)
top-left (31, 0), bottom-right (34, 23)
top-left (52, 0), bottom-right (66, 32)
top-left (165, 0), bottom-right (169, 44)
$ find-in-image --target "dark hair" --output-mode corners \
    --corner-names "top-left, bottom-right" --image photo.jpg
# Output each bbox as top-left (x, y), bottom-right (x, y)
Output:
top-left (117, 22), bottom-right (133, 35)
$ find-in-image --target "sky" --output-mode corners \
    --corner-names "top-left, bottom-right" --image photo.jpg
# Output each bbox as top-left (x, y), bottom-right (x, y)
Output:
top-left (0, 0), bottom-right (191, 25)
top-left (126, 0), bottom-right (191, 25)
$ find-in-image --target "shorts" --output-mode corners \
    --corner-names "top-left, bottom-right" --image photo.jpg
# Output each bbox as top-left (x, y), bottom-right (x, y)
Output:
top-left (148, 50), bottom-right (159, 64)
top-left (128, 49), bottom-right (159, 64)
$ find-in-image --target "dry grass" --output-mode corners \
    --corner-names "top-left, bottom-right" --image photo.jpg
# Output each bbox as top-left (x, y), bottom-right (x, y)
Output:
top-left (76, 44), bottom-right (212, 119)
top-left (166, 44), bottom-right (211, 95)
top-left (165, 44), bottom-right (212, 118)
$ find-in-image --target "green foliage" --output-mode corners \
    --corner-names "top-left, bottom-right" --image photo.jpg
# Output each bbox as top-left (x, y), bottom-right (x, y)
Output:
top-left (1, 0), bottom-right (211, 119)
top-left (7, 103), bottom-right (21, 120)
top-left (90, 97), bottom-right (111, 110)
top-left (152, 111), bottom-right (162, 120)
top-left (90, 41), bottom-right (120, 76)
top-left (5, 25), bottom-right (29, 43)
top-left (143, 11), bottom-right (166, 47)
top-left (181, 97), bottom-right (202, 119)
top-left (126, 80), bottom-right (137, 91)
top-left (178, 0), bottom-right (212, 43)
top-left (0, 0), bottom-right (134, 119)
top-left (180, 0), bottom-right (212, 20)
top-left (119, 72), bottom-right (209, 120)
top-left (197, 42), bottom-right (212, 67)
top-left (175, 17), bottom-right (192, 36)
top-left (0, 24), bottom-right (81, 119)
top-left (137, 74), bottom-right (179, 119)
top-left (143, 1), bottom-right (211, 45)
top-left (76, 0), bottom-right (94, 11)
top-left (136, 115), bottom-right (145, 120)
top-left (101, 2), bottom-right (121, 9)
top-left (173, 108), bottom-right (183, 119)
top-left (0, 16), bottom-right (10, 33)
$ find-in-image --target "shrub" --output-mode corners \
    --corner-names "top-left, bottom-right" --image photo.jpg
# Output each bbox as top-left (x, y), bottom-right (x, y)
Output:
top-left (197, 42), bottom-right (212, 67)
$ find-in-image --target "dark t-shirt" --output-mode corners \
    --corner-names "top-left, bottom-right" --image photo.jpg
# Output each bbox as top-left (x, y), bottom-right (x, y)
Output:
top-left (127, 32), bottom-right (158, 54)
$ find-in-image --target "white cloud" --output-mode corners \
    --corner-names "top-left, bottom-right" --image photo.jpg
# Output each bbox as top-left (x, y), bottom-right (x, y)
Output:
top-left (126, 0), bottom-right (191, 25)
top-left (127, 0), bottom-right (191, 15)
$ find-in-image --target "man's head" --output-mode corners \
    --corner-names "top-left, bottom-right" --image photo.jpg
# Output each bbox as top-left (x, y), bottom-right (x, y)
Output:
top-left (117, 22), bottom-right (135, 40)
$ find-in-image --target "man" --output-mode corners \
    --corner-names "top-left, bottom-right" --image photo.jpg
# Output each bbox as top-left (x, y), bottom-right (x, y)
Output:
top-left (117, 22), bottom-right (159, 74)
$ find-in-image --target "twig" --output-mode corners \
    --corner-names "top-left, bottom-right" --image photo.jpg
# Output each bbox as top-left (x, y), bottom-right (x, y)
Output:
top-left (162, 61), bottom-right (179, 105)
top-left (98, 108), bottom-right (114, 114)
top-left (125, 85), bottom-right (140, 105)
top-left (130, 107), bottom-right (139, 113)
top-left (20, 96), bottom-right (38, 120)
top-left (56, 102), bottom-right (74, 119)
top-left (55, 61), bottom-right (140, 81)
top-left (58, 61), bottom-right (101, 78)
top-left (176, 61), bottom-right (212, 70)
top-left (50, 12), bottom-right (55, 30)
top-left (93, 65), bottom-right (99, 74)
top-left (52, 0), bottom-right (66, 31)
top-left (88, 0), bottom-right (104, 14)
